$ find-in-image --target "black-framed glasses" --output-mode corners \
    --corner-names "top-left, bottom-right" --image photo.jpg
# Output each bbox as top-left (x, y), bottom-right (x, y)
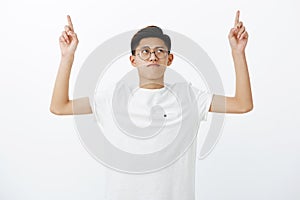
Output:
top-left (134, 47), bottom-right (170, 60)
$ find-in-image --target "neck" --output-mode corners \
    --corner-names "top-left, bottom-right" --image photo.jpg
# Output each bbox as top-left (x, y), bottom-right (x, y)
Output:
top-left (139, 77), bottom-right (165, 89)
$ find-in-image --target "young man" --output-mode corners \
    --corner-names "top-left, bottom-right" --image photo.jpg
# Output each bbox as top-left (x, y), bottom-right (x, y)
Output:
top-left (50, 11), bottom-right (252, 116)
top-left (50, 11), bottom-right (253, 199)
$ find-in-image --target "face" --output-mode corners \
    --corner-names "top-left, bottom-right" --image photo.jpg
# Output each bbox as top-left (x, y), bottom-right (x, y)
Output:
top-left (130, 37), bottom-right (174, 81)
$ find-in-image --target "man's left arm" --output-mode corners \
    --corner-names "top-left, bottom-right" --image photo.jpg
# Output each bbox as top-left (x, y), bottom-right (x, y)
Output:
top-left (209, 10), bottom-right (253, 114)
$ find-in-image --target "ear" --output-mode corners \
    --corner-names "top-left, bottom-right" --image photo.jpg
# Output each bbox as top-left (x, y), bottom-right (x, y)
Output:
top-left (167, 53), bottom-right (174, 66)
top-left (129, 55), bottom-right (137, 67)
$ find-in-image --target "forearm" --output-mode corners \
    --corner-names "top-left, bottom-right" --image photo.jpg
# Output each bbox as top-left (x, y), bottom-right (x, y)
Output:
top-left (232, 50), bottom-right (253, 110)
top-left (50, 54), bottom-right (74, 114)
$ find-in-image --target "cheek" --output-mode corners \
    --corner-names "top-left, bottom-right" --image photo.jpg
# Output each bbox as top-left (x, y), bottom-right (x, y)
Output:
top-left (161, 59), bottom-right (171, 67)
top-left (162, 61), bottom-right (169, 67)
top-left (133, 59), bottom-right (146, 67)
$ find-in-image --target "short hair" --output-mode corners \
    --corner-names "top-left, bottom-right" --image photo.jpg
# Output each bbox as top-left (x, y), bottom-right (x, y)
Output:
top-left (131, 26), bottom-right (171, 55)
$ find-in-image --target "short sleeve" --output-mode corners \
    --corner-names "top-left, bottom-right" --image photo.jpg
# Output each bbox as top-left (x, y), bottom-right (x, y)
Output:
top-left (89, 84), bottom-right (115, 127)
top-left (190, 84), bottom-right (213, 122)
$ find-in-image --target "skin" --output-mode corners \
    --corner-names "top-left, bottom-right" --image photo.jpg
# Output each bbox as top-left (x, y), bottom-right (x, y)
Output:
top-left (129, 37), bottom-right (174, 89)
top-left (50, 15), bottom-right (91, 115)
top-left (50, 11), bottom-right (253, 115)
top-left (210, 10), bottom-right (253, 113)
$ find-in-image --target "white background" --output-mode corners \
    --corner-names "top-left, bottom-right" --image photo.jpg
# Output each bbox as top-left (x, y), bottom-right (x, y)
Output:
top-left (1, 0), bottom-right (300, 199)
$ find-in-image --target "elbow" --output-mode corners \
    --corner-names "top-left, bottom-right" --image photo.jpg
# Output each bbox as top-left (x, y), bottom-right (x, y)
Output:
top-left (239, 103), bottom-right (254, 113)
top-left (50, 106), bottom-right (60, 115)
top-left (50, 101), bottom-right (73, 115)
top-left (234, 96), bottom-right (253, 113)
top-left (50, 105), bottom-right (65, 115)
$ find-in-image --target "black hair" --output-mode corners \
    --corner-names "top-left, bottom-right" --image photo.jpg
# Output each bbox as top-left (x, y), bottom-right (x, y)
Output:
top-left (131, 26), bottom-right (171, 55)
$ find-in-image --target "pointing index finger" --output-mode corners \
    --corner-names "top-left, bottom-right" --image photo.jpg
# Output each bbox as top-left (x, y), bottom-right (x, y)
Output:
top-left (234, 10), bottom-right (240, 26)
top-left (67, 15), bottom-right (74, 31)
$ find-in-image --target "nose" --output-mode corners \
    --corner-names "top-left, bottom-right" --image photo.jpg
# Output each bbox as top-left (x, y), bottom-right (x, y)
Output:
top-left (149, 51), bottom-right (158, 62)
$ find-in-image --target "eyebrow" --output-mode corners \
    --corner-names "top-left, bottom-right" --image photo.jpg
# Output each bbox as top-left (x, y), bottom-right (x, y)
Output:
top-left (139, 46), bottom-right (166, 49)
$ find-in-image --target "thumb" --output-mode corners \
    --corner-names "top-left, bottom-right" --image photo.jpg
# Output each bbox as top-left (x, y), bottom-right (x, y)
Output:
top-left (228, 28), bottom-right (237, 39)
top-left (67, 31), bottom-right (78, 42)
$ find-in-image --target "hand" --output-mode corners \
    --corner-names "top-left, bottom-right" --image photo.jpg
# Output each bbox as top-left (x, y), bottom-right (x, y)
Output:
top-left (228, 11), bottom-right (248, 53)
top-left (59, 15), bottom-right (79, 57)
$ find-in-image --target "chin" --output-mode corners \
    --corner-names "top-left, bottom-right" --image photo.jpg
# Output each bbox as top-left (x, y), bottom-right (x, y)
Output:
top-left (138, 69), bottom-right (165, 80)
top-left (144, 73), bottom-right (164, 80)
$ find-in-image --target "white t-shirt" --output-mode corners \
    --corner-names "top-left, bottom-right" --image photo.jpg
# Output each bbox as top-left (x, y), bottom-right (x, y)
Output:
top-left (90, 81), bottom-right (213, 200)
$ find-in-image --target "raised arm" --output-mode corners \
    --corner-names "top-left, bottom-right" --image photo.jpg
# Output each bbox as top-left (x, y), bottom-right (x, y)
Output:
top-left (209, 10), bottom-right (253, 114)
top-left (50, 15), bottom-right (92, 115)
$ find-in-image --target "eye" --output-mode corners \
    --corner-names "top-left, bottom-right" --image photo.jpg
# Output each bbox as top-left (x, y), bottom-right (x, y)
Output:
top-left (156, 48), bottom-right (165, 53)
top-left (141, 49), bottom-right (150, 54)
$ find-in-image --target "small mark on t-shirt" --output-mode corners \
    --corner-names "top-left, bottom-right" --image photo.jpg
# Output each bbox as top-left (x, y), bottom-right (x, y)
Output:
top-left (164, 114), bottom-right (167, 117)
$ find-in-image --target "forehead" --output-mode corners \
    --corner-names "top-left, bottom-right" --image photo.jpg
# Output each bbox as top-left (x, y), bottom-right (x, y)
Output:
top-left (137, 37), bottom-right (167, 49)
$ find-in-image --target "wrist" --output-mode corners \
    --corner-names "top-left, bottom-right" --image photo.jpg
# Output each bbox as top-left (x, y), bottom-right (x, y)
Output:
top-left (59, 54), bottom-right (75, 69)
top-left (231, 49), bottom-right (245, 56)
top-left (61, 53), bottom-right (75, 60)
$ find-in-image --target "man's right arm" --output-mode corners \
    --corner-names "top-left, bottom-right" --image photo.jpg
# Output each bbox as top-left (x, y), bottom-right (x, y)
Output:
top-left (50, 15), bottom-right (92, 115)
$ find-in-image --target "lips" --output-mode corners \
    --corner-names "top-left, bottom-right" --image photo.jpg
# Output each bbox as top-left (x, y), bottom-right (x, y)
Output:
top-left (147, 64), bottom-right (160, 67)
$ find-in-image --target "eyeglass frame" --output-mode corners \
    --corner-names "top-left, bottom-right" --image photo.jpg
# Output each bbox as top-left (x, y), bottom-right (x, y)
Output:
top-left (132, 46), bottom-right (171, 61)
